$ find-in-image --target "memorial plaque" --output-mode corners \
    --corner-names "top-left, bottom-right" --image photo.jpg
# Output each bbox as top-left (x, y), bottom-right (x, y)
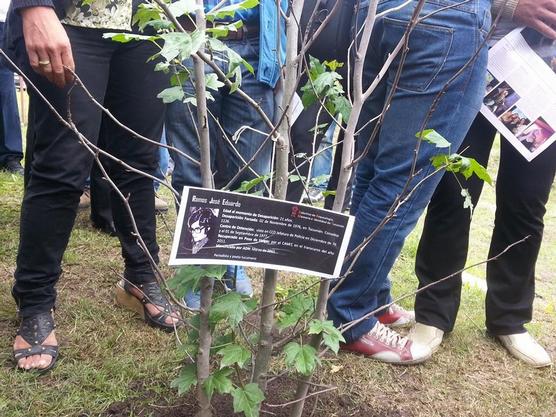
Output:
top-left (170, 187), bottom-right (354, 278)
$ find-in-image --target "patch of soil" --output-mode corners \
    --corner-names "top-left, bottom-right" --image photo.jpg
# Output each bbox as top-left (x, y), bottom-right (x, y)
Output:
top-left (95, 378), bottom-right (409, 417)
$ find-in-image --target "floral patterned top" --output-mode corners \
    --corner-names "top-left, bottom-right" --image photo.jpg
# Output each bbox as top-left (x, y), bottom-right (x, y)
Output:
top-left (62, 0), bottom-right (133, 31)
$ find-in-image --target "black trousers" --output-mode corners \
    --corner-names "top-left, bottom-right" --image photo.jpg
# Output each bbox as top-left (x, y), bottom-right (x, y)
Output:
top-left (415, 114), bottom-right (556, 335)
top-left (13, 26), bottom-right (167, 318)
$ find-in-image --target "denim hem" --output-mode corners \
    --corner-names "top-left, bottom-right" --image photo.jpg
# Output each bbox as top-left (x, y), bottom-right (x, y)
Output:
top-left (342, 316), bottom-right (377, 344)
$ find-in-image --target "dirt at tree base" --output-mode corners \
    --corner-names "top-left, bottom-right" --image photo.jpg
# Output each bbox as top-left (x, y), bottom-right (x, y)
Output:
top-left (95, 378), bottom-right (410, 417)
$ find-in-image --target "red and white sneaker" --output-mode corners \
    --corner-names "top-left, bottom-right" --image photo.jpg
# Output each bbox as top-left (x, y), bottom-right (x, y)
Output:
top-left (377, 303), bottom-right (415, 328)
top-left (340, 322), bottom-right (431, 365)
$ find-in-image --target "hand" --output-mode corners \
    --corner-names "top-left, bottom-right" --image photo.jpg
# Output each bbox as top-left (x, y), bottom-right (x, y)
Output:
top-left (514, 0), bottom-right (556, 39)
top-left (21, 7), bottom-right (75, 88)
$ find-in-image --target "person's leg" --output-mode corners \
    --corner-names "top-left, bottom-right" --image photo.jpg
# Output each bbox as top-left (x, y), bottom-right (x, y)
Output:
top-left (103, 37), bottom-right (180, 329)
top-left (328, 0), bottom-right (491, 348)
top-left (0, 21), bottom-right (24, 171)
top-left (218, 38), bottom-right (274, 190)
top-left (287, 97), bottom-right (332, 202)
top-left (89, 122), bottom-right (115, 235)
top-left (102, 38), bottom-right (168, 285)
top-left (486, 139), bottom-right (556, 336)
top-left (13, 26), bottom-right (113, 370)
top-left (165, 60), bottom-right (221, 195)
top-left (414, 114), bottom-right (496, 333)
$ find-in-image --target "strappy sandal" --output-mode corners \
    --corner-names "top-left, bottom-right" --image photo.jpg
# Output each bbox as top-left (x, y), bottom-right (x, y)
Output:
top-left (115, 280), bottom-right (180, 332)
top-left (13, 311), bottom-right (58, 373)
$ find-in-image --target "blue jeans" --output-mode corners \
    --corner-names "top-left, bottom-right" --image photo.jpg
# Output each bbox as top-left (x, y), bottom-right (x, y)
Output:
top-left (166, 37), bottom-right (274, 192)
top-left (310, 122), bottom-right (334, 191)
top-left (154, 128), bottom-right (170, 191)
top-left (0, 22), bottom-right (23, 165)
top-left (327, 0), bottom-right (491, 343)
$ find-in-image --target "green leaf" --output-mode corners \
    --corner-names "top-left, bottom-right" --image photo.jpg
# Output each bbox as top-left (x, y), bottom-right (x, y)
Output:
top-left (171, 364), bottom-right (197, 395)
top-left (207, 0), bottom-right (260, 22)
top-left (310, 174), bottom-right (330, 187)
top-left (288, 174), bottom-right (305, 183)
top-left (308, 320), bottom-right (345, 354)
top-left (167, 265), bottom-right (226, 299)
top-left (210, 292), bottom-right (249, 327)
top-left (417, 129), bottom-right (451, 148)
top-left (277, 293), bottom-right (314, 330)
top-left (322, 190), bottom-right (336, 197)
top-left (234, 174), bottom-right (270, 193)
top-left (202, 368), bottom-right (234, 399)
top-left (159, 30), bottom-right (204, 62)
top-left (157, 86), bottom-right (185, 104)
top-left (283, 342), bottom-right (319, 375)
top-left (133, 3), bottom-right (163, 31)
top-left (103, 33), bottom-right (157, 43)
top-left (170, 70), bottom-right (190, 87)
top-left (333, 95), bottom-right (352, 122)
top-left (205, 73), bottom-right (225, 91)
top-left (430, 154), bottom-right (449, 170)
top-left (207, 20), bottom-right (244, 38)
top-left (154, 61), bottom-right (171, 73)
top-left (168, 0), bottom-right (199, 18)
top-left (466, 158), bottom-right (493, 185)
top-left (324, 60), bottom-right (344, 72)
top-left (217, 343), bottom-right (252, 369)
top-left (232, 383), bottom-right (265, 417)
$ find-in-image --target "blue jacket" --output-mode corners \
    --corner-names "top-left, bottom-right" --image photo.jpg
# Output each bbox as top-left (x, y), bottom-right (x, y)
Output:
top-left (5, 0), bottom-right (287, 88)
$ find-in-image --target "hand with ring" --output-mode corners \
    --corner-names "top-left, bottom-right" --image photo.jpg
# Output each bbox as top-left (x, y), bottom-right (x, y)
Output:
top-left (20, 7), bottom-right (75, 88)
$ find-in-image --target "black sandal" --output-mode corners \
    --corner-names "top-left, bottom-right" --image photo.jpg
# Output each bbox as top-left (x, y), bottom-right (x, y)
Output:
top-left (115, 280), bottom-right (180, 332)
top-left (13, 311), bottom-right (59, 373)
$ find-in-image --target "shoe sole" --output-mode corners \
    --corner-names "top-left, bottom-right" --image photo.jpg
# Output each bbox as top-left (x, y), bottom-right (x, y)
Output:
top-left (494, 336), bottom-right (553, 368)
top-left (341, 347), bottom-right (432, 365)
top-left (115, 282), bottom-right (146, 320)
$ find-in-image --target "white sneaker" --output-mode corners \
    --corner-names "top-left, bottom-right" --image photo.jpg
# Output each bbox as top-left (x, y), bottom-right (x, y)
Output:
top-left (341, 322), bottom-right (432, 365)
top-left (497, 332), bottom-right (553, 368)
top-left (408, 322), bottom-right (444, 353)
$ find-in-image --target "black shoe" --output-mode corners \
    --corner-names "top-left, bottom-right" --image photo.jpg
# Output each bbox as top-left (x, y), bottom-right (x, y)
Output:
top-left (1, 159), bottom-right (24, 175)
top-left (91, 220), bottom-right (117, 237)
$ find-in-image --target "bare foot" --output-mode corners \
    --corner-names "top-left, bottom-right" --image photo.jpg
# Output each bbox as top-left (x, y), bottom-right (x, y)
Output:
top-left (13, 331), bottom-right (57, 371)
top-left (126, 286), bottom-right (180, 326)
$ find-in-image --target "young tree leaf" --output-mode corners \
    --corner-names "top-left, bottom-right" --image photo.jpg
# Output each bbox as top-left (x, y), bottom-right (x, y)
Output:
top-left (217, 343), bottom-right (252, 369)
top-left (207, 0), bottom-right (260, 22)
top-left (168, 0), bottom-right (199, 18)
top-left (202, 368), bottom-right (234, 399)
top-left (283, 342), bottom-right (319, 375)
top-left (232, 383), bottom-right (265, 417)
top-left (205, 73), bottom-right (225, 91)
top-left (277, 293), bottom-right (314, 330)
top-left (103, 33), bottom-right (156, 43)
top-left (157, 86), bottom-right (185, 104)
top-left (210, 292), bottom-right (249, 327)
top-left (308, 320), bottom-right (345, 354)
top-left (167, 265), bottom-right (226, 298)
top-left (416, 129), bottom-right (451, 148)
top-left (171, 364), bottom-right (197, 395)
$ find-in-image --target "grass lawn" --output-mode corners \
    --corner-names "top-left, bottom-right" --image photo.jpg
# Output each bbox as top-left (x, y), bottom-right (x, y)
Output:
top-left (0, 137), bottom-right (555, 417)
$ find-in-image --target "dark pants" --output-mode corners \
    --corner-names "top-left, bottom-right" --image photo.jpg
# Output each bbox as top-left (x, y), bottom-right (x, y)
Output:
top-left (0, 22), bottom-right (23, 166)
top-left (13, 26), bottom-right (167, 318)
top-left (415, 113), bottom-right (556, 335)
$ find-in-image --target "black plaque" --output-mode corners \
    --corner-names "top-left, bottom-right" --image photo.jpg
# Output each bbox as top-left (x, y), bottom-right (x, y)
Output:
top-left (170, 187), bottom-right (354, 278)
